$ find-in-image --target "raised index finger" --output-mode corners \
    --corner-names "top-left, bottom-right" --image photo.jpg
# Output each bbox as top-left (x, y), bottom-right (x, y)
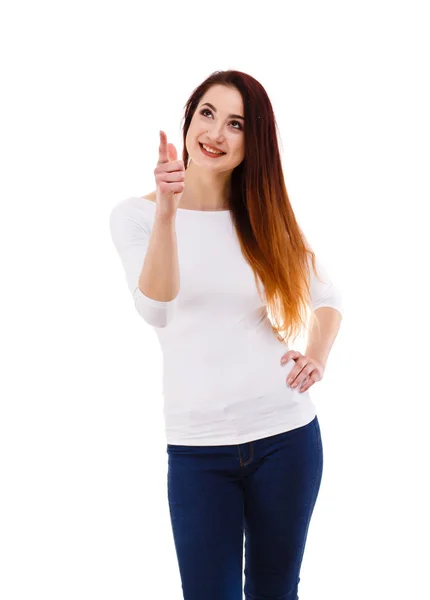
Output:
top-left (158, 130), bottom-right (169, 165)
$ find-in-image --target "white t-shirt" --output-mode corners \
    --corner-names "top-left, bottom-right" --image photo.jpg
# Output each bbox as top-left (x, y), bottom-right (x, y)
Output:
top-left (109, 196), bottom-right (343, 446)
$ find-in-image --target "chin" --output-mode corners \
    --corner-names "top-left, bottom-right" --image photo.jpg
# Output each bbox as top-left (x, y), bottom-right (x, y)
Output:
top-left (192, 151), bottom-right (227, 168)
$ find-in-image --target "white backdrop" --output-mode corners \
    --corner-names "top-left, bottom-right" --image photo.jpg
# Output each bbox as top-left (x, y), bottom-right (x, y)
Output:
top-left (1, 1), bottom-right (429, 598)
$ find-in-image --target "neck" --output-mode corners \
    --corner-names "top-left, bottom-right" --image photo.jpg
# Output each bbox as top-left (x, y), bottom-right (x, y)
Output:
top-left (179, 160), bottom-right (232, 211)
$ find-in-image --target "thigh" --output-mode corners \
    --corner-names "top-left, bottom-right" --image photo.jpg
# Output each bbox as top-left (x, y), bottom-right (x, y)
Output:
top-left (167, 444), bottom-right (244, 600)
top-left (243, 416), bottom-right (323, 600)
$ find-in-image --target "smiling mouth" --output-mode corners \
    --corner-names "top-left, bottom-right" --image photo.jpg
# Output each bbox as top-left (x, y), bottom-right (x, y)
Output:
top-left (199, 142), bottom-right (226, 156)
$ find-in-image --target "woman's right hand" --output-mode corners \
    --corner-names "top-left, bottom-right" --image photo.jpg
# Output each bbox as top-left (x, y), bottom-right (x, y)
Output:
top-left (154, 130), bottom-right (185, 218)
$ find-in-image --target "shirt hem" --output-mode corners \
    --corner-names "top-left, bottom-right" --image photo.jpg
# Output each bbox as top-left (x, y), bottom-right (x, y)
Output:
top-left (165, 407), bottom-right (317, 446)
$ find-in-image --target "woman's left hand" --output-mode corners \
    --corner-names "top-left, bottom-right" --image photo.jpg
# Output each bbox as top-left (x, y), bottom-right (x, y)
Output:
top-left (280, 350), bottom-right (325, 393)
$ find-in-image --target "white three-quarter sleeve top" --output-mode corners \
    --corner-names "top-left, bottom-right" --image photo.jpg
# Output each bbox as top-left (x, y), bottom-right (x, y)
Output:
top-left (109, 196), bottom-right (343, 446)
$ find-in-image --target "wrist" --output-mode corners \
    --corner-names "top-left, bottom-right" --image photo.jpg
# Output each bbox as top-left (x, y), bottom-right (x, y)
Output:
top-left (305, 348), bottom-right (327, 369)
top-left (155, 209), bottom-right (177, 226)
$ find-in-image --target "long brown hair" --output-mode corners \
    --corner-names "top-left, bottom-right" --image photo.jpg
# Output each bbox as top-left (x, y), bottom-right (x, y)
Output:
top-left (181, 70), bottom-right (326, 346)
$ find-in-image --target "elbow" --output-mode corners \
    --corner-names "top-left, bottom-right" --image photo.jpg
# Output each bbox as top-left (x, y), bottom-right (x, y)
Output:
top-left (133, 287), bottom-right (178, 328)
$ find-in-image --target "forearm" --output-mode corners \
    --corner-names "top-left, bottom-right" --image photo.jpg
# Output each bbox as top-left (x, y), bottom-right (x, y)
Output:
top-left (305, 307), bottom-right (342, 368)
top-left (138, 210), bottom-right (180, 302)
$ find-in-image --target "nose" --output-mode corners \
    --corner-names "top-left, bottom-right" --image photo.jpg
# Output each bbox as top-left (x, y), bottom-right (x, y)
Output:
top-left (207, 123), bottom-right (225, 142)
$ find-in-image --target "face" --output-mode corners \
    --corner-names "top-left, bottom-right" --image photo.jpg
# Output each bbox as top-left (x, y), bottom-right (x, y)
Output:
top-left (185, 84), bottom-right (245, 171)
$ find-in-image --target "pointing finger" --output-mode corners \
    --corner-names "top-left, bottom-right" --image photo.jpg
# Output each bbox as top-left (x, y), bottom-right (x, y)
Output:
top-left (158, 130), bottom-right (169, 165)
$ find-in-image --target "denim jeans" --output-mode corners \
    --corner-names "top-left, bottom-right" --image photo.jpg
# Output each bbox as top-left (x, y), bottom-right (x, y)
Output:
top-left (166, 414), bottom-right (323, 600)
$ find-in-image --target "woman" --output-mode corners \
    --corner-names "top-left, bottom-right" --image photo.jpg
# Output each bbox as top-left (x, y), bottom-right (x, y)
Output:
top-left (109, 69), bottom-right (343, 600)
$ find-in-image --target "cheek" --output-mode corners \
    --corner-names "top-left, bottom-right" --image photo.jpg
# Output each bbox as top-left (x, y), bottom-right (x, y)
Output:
top-left (189, 127), bottom-right (205, 144)
top-left (186, 128), bottom-right (200, 152)
top-left (233, 140), bottom-right (245, 159)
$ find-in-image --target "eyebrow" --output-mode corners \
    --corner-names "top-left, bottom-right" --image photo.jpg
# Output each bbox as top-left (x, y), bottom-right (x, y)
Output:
top-left (200, 102), bottom-right (244, 121)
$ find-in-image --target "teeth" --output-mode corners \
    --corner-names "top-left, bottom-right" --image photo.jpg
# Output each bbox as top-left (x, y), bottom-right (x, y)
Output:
top-left (202, 144), bottom-right (224, 155)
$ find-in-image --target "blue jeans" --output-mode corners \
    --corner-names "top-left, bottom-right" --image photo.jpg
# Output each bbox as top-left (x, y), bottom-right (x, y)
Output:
top-left (166, 414), bottom-right (323, 600)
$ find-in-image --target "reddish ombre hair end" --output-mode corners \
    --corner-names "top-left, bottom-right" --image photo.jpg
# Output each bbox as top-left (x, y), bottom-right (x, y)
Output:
top-left (180, 69), bottom-right (327, 346)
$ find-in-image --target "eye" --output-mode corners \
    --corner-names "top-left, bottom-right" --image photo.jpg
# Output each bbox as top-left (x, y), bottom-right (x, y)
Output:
top-left (230, 120), bottom-right (242, 130)
top-left (199, 108), bottom-right (243, 130)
